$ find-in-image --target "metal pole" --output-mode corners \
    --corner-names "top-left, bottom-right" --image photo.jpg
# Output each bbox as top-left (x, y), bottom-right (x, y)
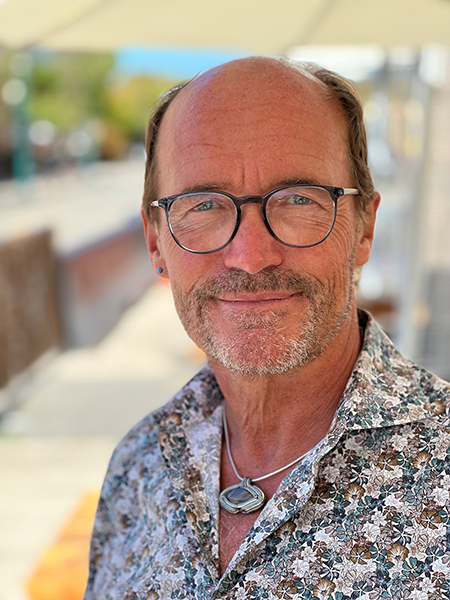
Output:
top-left (396, 54), bottom-right (431, 361)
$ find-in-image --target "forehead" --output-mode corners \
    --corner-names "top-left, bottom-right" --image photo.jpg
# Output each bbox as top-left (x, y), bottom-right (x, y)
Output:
top-left (156, 59), bottom-right (351, 194)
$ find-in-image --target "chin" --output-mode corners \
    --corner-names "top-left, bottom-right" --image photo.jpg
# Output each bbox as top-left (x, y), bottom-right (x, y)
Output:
top-left (208, 328), bottom-right (319, 376)
top-left (199, 290), bottom-right (353, 376)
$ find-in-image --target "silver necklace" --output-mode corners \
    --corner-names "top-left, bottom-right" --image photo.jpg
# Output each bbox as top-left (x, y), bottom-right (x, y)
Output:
top-left (219, 408), bottom-right (308, 514)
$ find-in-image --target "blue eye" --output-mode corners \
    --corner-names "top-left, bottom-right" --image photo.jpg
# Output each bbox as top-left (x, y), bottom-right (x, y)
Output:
top-left (194, 199), bottom-right (214, 211)
top-left (289, 194), bottom-right (311, 205)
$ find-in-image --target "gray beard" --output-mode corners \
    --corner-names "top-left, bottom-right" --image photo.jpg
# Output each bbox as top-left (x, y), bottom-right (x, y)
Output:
top-left (204, 311), bottom-right (317, 376)
top-left (173, 266), bottom-right (354, 376)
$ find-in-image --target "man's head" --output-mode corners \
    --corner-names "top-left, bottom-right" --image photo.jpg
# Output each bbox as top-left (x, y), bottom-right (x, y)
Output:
top-left (142, 56), bottom-right (379, 376)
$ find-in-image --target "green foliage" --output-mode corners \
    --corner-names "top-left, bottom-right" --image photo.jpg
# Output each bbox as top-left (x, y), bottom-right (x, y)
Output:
top-left (29, 51), bottom-right (174, 139)
top-left (103, 75), bottom-right (173, 139)
top-left (0, 49), bottom-right (176, 161)
top-left (0, 51), bottom-right (13, 128)
top-left (31, 52), bottom-right (115, 130)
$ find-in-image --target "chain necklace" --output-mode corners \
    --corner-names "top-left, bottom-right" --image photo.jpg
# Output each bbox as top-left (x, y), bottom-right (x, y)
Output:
top-left (219, 407), bottom-right (308, 514)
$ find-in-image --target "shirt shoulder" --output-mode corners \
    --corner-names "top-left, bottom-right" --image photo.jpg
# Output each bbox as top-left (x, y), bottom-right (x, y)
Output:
top-left (102, 362), bottom-right (223, 494)
top-left (342, 311), bottom-right (450, 431)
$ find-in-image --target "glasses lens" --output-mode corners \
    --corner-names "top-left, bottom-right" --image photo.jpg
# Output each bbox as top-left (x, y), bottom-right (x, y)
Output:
top-left (168, 193), bottom-right (237, 252)
top-left (266, 186), bottom-right (335, 247)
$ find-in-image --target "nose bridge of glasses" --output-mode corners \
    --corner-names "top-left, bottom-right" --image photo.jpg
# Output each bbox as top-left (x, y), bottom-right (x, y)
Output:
top-left (234, 195), bottom-right (268, 228)
top-left (231, 195), bottom-right (277, 248)
top-left (234, 194), bottom-right (265, 208)
top-left (224, 195), bottom-right (284, 269)
top-left (231, 195), bottom-right (267, 227)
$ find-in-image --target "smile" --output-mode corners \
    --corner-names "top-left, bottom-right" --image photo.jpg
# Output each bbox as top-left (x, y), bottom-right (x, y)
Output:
top-left (216, 293), bottom-right (296, 310)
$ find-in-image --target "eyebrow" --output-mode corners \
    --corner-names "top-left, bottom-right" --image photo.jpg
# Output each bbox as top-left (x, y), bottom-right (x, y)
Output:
top-left (179, 177), bottom-right (323, 196)
top-left (180, 183), bottom-right (229, 194)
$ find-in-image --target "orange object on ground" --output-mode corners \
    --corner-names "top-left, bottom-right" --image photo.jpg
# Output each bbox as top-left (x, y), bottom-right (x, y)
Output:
top-left (185, 343), bottom-right (207, 365)
top-left (27, 491), bottom-right (99, 600)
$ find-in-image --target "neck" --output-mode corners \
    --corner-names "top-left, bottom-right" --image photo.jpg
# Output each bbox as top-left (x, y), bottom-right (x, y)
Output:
top-left (210, 307), bottom-right (362, 478)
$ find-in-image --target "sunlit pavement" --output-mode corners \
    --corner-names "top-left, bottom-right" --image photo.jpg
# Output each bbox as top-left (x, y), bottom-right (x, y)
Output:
top-left (0, 158), bottom-right (147, 253)
top-left (27, 491), bottom-right (100, 600)
top-left (0, 281), bottom-right (205, 600)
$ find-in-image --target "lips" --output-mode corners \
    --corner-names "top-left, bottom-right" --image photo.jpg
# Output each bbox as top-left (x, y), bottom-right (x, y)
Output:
top-left (188, 267), bottom-right (320, 318)
top-left (215, 293), bottom-right (297, 311)
top-left (217, 292), bottom-right (295, 303)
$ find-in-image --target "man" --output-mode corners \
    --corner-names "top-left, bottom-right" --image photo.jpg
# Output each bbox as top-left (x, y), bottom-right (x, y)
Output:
top-left (85, 57), bottom-right (450, 599)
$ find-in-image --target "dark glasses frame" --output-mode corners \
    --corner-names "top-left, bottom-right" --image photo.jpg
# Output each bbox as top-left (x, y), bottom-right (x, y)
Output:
top-left (151, 184), bottom-right (360, 254)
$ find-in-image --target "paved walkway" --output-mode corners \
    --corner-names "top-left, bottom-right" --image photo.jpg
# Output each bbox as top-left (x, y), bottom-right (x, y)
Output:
top-left (0, 281), bottom-right (204, 600)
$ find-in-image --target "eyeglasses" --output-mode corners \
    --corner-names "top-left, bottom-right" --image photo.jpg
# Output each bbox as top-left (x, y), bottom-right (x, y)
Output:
top-left (151, 184), bottom-right (360, 254)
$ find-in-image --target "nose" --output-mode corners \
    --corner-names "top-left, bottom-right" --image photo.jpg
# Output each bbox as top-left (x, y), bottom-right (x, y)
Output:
top-left (222, 203), bottom-right (283, 274)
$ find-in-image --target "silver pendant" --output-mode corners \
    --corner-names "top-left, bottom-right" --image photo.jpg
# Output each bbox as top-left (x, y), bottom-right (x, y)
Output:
top-left (219, 477), bottom-right (265, 514)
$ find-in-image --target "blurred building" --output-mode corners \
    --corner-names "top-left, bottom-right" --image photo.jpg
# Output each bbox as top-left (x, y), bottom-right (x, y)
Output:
top-left (415, 56), bottom-right (450, 379)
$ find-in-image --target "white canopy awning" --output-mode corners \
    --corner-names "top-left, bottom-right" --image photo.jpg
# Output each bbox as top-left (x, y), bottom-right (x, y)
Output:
top-left (1, 0), bottom-right (450, 54)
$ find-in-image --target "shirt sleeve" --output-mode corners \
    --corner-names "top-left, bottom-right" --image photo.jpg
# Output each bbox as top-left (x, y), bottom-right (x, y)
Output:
top-left (83, 419), bottom-right (149, 599)
top-left (83, 451), bottom-right (121, 599)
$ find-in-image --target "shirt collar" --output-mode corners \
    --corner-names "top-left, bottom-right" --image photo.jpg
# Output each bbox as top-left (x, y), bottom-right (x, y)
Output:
top-left (159, 309), bottom-right (447, 436)
top-left (337, 310), bottom-right (448, 431)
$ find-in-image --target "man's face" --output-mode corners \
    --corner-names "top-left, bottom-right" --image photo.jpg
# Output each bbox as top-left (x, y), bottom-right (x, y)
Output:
top-left (144, 59), bottom-right (377, 376)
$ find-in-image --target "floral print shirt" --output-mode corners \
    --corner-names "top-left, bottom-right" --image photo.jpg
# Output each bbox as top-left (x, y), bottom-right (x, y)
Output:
top-left (85, 312), bottom-right (450, 600)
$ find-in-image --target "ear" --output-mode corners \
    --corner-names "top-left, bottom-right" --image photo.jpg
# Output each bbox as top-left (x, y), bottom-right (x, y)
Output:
top-left (141, 208), bottom-right (166, 277)
top-left (354, 193), bottom-right (380, 267)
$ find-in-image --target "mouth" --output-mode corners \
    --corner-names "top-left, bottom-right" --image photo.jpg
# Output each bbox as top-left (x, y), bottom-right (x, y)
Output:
top-left (215, 292), bottom-right (296, 310)
top-left (189, 267), bottom-right (318, 320)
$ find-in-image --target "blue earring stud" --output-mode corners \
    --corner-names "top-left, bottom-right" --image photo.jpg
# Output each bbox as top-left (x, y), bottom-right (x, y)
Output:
top-left (157, 267), bottom-right (163, 274)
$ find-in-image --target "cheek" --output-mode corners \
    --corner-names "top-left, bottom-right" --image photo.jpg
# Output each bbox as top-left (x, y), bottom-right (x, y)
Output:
top-left (329, 211), bottom-right (359, 262)
top-left (159, 228), bottom-right (215, 295)
top-left (300, 213), bottom-right (357, 289)
top-left (317, 216), bottom-right (356, 270)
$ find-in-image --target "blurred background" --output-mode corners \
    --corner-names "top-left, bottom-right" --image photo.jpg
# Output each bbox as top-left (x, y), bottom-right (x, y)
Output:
top-left (1, 1), bottom-right (450, 598)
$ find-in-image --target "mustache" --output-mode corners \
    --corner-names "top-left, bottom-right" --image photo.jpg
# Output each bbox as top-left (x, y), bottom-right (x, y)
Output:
top-left (190, 267), bottom-right (321, 304)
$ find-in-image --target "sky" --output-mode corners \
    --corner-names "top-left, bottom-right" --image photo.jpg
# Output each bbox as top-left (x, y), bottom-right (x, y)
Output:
top-left (113, 45), bottom-right (395, 84)
top-left (114, 47), bottom-right (250, 81)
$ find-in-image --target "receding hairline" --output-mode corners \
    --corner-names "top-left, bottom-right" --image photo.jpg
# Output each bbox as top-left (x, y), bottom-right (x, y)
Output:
top-left (161, 56), bottom-right (335, 123)
top-left (152, 57), bottom-right (343, 189)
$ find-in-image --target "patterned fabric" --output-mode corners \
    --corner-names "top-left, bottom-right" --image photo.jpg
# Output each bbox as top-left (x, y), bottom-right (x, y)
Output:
top-left (85, 312), bottom-right (450, 599)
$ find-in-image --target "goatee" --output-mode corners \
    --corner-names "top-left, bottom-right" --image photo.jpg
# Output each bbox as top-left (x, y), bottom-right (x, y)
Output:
top-left (172, 266), bottom-right (353, 376)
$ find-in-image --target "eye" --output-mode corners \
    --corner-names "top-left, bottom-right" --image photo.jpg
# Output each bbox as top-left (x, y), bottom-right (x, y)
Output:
top-left (289, 194), bottom-right (312, 205)
top-left (193, 199), bottom-right (214, 211)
